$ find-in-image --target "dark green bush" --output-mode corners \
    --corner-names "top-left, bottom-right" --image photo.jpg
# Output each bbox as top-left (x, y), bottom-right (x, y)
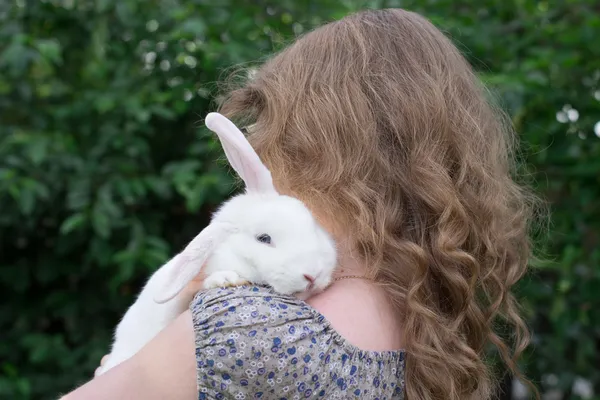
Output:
top-left (0, 1), bottom-right (598, 399)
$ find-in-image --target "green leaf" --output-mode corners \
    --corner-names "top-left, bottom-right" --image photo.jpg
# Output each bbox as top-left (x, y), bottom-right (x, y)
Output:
top-left (96, 0), bottom-right (113, 12)
top-left (67, 179), bottom-right (92, 210)
top-left (0, 35), bottom-right (28, 70)
top-left (27, 138), bottom-right (48, 166)
top-left (18, 187), bottom-right (35, 215)
top-left (144, 176), bottom-right (171, 199)
top-left (59, 213), bottom-right (87, 235)
top-left (179, 18), bottom-right (207, 36)
top-left (34, 39), bottom-right (62, 64)
top-left (95, 95), bottom-right (116, 113)
top-left (91, 206), bottom-right (111, 238)
top-left (183, 179), bottom-right (207, 213)
top-left (149, 105), bottom-right (177, 120)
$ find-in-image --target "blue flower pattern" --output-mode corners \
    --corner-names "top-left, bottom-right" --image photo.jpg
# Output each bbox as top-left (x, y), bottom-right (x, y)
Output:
top-left (190, 285), bottom-right (405, 399)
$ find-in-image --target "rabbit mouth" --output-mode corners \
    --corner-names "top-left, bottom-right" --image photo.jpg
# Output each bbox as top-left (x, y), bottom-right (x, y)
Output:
top-left (303, 274), bottom-right (315, 291)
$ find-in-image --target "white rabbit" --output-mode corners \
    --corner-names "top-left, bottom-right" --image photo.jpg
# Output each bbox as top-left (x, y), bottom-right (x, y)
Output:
top-left (95, 112), bottom-right (337, 375)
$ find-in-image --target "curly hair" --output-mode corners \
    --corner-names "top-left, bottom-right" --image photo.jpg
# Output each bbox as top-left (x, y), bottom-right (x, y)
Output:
top-left (217, 8), bottom-right (539, 400)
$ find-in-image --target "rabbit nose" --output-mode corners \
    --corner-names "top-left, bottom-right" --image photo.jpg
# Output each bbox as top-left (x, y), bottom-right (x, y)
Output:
top-left (303, 274), bottom-right (315, 290)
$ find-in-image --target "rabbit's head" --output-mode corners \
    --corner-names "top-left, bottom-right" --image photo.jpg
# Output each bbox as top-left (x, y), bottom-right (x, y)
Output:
top-left (153, 113), bottom-right (337, 304)
top-left (211, 192), bottom-right (337, 299)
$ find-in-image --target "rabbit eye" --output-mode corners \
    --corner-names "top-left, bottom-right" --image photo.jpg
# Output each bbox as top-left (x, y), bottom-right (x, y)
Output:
top-left (256, 234), bottom-right (272, 245)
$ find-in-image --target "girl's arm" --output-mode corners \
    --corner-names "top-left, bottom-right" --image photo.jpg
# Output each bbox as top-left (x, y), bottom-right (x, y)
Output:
top-left (60, 310), bottom-right (197, 400)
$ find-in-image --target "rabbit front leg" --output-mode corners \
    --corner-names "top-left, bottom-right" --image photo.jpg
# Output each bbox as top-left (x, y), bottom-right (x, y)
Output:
top-left (202, 247), bottom-right (256, 289)
top-left (204, 270), bottom-right (250, 289)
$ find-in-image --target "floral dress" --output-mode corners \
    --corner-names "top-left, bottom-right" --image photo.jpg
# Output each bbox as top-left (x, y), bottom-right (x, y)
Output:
top-left (190, 285), bottom-right (405, 399)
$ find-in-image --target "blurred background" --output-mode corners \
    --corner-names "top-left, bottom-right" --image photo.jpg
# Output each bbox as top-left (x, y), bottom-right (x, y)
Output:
top-left (0, 0), bottom-right (598, 399)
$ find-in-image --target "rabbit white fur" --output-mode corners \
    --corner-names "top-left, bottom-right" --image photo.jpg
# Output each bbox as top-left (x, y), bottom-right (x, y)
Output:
top-left (95, 112), bottom-right (337, 375)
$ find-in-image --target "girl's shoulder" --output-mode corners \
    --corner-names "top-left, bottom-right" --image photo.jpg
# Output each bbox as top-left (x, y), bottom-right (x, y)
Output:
top-left (190, 285), bottom-right (406, 399)
top-left (191, 284), bottom-right (313, 325)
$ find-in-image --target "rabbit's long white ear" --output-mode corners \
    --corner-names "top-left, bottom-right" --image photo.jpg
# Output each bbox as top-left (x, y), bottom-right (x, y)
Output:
top-left (205, 112), bottom-right (277, 194)
top-left (153, 222), bottom-right (238, 304)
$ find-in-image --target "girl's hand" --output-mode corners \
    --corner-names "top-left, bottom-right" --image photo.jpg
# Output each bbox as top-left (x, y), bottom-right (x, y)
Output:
top-left (61, 311), bottom-right (197, 400)
top-left (92, 271), bottom-right (204, 378)
top-left (94, 354), bottom-right (110, 377)
top-left (91, 270), bottom-right (204, 379)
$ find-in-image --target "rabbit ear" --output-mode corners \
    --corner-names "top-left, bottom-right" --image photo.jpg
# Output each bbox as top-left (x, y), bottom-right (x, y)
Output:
top-left (153, 222), bottom-right (238, 304)
top-left (205, 112), bottom-right (277, 194)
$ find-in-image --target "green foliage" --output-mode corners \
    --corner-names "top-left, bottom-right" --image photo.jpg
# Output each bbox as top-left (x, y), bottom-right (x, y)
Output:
top-left (0, 0), bottom-right (597, 399)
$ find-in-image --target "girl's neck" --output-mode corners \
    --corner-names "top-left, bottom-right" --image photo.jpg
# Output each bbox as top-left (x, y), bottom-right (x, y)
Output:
top-left (331, 237), bottom-right (371, 279)
top-left (307, 243), bottom-right (405, 352)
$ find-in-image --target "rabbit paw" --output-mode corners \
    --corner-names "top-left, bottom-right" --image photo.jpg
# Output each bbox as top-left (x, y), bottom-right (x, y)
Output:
top-left (204, 271), bottom-right (250, 289)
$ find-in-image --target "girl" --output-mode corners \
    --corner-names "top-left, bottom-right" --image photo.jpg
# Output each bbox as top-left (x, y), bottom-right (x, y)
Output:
top-left (62, 8), bottom-right (537, 400)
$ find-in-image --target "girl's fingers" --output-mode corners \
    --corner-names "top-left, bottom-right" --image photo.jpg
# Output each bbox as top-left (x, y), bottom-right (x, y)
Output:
top-left (94, 354), bottom-right (110, 377)
top-left (100, 354), bottom-right (109, 366)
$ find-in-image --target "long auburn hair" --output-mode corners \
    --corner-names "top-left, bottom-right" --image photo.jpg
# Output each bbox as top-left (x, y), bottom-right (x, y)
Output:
top-left (218, 8), bottom-right (538, 400)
